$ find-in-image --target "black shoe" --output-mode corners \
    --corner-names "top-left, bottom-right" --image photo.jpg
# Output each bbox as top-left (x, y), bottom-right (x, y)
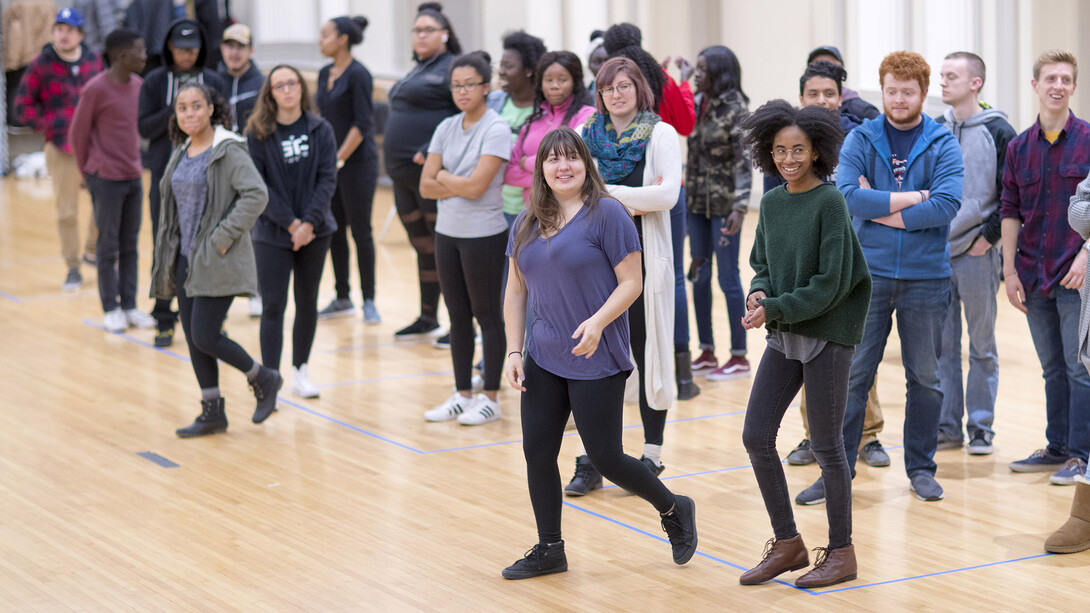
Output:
top-left (394, 317), bottom-right (440, 340)
top-left (176, 398), bottom-right (228, 438)
top-left (249, 366), bottom-right (283, 424)
top-left (432, 333), bottom-right (451, 349)
top-left (661, 494), bottom-right (698, 564)
top-left (641, 456), bottom-right (666, 477)
top-left (154, 327), bottom-right (174, 348)
top-left (317, 297), bottom-right (354, 319)
top-left (564, 455), bottom-right (603, 496)
top-left (502, 542), bottom-right (568, 580)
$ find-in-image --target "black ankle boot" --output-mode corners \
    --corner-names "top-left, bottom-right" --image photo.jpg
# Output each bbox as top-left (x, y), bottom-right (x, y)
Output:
top-left (675, 351), bottom-right (701, 400)
top-left (564, 455), bottom-right (603, 496)
top-left (176, 398), bottom-right (228, 438)
top-left (250, 366), bottom-right (283, 424)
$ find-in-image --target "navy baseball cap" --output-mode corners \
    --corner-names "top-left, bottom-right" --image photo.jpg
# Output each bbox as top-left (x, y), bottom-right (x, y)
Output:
top-left (807, 46), bottom-right (844, 65)
top-left (55, 8), bottom-right (84, 29)
top-left (171, 20), bottom-right (202, 49)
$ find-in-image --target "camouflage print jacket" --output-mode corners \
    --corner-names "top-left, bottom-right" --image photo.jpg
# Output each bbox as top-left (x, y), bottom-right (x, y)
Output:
top-left (685, 90), bottom-right (751, 218)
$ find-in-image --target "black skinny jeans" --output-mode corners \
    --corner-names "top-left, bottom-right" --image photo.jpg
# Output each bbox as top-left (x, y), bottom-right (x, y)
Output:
top-left (521, 355), bottom-right (677, 543)
top-left (87, 175), bottom-right (142, 313)
top-left (388, 164), bottom-right (440, 322)
top-left (255, 235), bottom-right (332, 371)
top-left (175, 256), bottom-right (257, 389)
top-left (742, 341), bottom-right (855, 549)
top-left (434, 231), bottom-right (506, 391)
top-left (329, 152), bottom-right (379, 302)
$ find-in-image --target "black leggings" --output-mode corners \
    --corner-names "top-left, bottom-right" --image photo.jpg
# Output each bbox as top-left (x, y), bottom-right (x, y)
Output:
top-left (521, 355), bottom-right (677, 543)
top-left (329, 153), bottom-right (379, 301)
top-left (434, 231), bottom-right (507, 391)
top-left (175, 256), bottom-right (257, 389)
top-left (389, 164), bottom-right (440, 321)
top-left (149, 170), bottom-right (177, 329)
top-left (629, 288), bottom-right (667, 446)
top-left (255, 235), bottom-right (332, 371)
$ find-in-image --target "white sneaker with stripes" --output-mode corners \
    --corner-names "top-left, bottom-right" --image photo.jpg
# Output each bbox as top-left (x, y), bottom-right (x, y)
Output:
top-left (425, 392), bottom-right (473, 422)
top-left (457, 394), bottom-right (502, 426)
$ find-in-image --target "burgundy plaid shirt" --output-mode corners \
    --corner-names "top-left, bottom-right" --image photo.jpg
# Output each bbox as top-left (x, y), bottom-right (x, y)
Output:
top-left (1000, 111), bottom-right (1090, 297)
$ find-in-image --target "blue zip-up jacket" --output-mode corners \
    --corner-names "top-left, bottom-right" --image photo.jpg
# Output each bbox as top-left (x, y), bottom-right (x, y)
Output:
top-left (837, 114), bottom-right (964, 279)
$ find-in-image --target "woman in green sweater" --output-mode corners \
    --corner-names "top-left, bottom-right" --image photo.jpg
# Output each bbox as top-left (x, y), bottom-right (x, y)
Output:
top-left (736, 99), bottom-right (871, 589)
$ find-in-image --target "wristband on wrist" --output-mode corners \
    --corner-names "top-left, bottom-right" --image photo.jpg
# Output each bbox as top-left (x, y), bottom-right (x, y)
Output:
top-left (508, 351), bottom-right (523, 358)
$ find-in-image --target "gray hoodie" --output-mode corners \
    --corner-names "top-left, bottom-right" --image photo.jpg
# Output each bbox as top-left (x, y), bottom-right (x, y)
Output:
top-left (936, 105), bottom-right (1017, 256)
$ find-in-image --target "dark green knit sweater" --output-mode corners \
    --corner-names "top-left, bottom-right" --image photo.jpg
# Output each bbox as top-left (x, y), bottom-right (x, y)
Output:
top-left (749, 182), bottom-right (872, 345)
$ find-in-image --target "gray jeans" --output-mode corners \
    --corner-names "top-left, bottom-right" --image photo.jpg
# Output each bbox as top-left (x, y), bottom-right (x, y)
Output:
top-left (938, 248), bottom-right (1001, 438)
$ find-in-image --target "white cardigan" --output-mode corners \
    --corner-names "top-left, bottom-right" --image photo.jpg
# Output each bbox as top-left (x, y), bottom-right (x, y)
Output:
top-left (582, 120), bottom-right (681, 411)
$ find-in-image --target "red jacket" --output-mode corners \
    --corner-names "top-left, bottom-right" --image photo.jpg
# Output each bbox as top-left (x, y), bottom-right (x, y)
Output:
top-left (13, 43), bottom-right (102, 153)
top-left (657, 68), bottom-right (695, 137)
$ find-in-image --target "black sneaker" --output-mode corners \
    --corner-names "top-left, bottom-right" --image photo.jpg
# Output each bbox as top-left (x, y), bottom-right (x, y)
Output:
top-left (786, 439), bottom-right (816, 465)
top-left (318, 297), bottom-right (354, 319)
top-left (176, 398), bottom-right (228, 438)
top-left (62, 267), bottom-right (82, 292)
top-left (641, 456), bottom-right (666, 477)
top-left (249, 366), bottom-right (283, 424)
top-left (394, 317), bottom-right (440, 340)
top-left (502, 542), bottom-right (568, 580)
top-left (564, 455), bottom-right (602, 496)
top-left (154, 327), bottom-right (174, 348)
top-left (967, 430), bottom-right (994, 455)
top-left (661, 494), bottom-right (698, 564)
top-left (432, 333), bottom-right (451, 349)
top-left (860, 440), bottom-right (891, 467)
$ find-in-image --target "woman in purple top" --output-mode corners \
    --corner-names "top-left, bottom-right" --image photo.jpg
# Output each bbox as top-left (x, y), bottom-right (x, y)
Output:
top-left (499, 126), bottom-right (696, 580)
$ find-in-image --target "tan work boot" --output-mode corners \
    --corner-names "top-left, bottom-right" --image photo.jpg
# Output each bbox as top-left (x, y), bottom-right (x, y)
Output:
top-left (1045, 477), bottom-right (1090, 554)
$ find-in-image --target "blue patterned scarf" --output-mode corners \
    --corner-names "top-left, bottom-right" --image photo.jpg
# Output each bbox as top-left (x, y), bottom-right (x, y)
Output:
top-left (582, 110), bottom-right (660, 183)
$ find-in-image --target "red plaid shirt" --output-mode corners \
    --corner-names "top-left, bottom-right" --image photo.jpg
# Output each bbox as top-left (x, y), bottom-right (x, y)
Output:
top-left (1000, 111), bottom-right (1090, 296)
top-left (13, 44), bottom-right (101, 153)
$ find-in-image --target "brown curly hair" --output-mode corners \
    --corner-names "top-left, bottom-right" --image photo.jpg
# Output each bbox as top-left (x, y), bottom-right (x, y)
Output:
top-left (878, 51), bottom-right (930, 93)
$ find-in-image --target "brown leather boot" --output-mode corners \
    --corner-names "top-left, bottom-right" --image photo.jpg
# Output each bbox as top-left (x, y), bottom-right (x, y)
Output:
top-left (795, 544), bottom-right (857, 588)
top-left (1045, 478), bottom-right (1090, 553)
top-left (740, 535), bottom-right (809, 585)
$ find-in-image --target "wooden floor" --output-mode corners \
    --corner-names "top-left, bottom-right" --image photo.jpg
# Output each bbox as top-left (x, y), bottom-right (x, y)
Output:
top-left (2, 173), bottom-right (1089, 611)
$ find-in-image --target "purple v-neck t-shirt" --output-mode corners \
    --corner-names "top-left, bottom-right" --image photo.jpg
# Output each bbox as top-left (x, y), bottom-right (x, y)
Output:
top-left (507, 197), bottom-right (641, 380)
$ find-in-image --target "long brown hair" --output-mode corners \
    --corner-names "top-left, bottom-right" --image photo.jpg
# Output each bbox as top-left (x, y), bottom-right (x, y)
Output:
top-left (245, 64), bottom-right (313, 140)
top-left (512, 126), bottom-right (611, 264)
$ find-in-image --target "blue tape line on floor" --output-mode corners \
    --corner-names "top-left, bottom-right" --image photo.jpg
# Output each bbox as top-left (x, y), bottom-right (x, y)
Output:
top-left (0, 290), bottom-right (21, 303)
top-left (137, 451), bottom-right (179, 468)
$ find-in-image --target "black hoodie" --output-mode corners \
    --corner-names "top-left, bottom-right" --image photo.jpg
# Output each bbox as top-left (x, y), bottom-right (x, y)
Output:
top-left (138, 18), bottom-right (230, 176)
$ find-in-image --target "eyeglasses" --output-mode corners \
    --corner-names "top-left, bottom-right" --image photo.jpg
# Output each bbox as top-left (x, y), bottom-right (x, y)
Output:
top-left (450, 82), bottom-right (484, 93)
top-left (411, 26), bottom-right (442, 36)
top-left (272, 80), bottom-right (300, 93)
top-left (771, 147), bottom-right (812, 162)
top-left (599, 82), bottom-right (634, 97)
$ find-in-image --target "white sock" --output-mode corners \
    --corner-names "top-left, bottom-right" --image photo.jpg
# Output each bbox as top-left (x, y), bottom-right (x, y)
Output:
top-left (643, 443), bottom-right (663, 466)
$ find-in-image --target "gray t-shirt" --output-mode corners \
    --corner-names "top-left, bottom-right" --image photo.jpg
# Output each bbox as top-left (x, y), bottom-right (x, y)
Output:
top-left (172, 147), bottom-right (212, 259)
top-left (428, 109), bottom-right (511, 238)
top-left (765, 330), bottom-right (828, 364)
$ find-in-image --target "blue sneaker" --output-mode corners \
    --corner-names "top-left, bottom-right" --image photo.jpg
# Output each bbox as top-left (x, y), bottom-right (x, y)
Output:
top-left (1050, 458), bottom-right (1088, 485)
top-left (1009, 448), bottom-right (1069, 473)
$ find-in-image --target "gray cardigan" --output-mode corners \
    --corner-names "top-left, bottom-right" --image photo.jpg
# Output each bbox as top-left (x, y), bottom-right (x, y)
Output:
top-left (151, 126), bottom-right (269, 299)
top-left (1068, 173), bottom-right (1090, 369)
